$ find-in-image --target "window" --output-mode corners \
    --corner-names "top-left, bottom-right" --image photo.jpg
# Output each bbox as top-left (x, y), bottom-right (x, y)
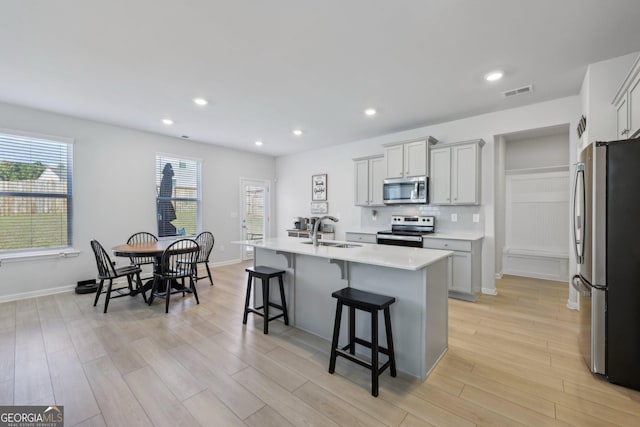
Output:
top-left (155, 154), bottom-right (201, 237)
top-left (0, 130), bottom-right (73, 252)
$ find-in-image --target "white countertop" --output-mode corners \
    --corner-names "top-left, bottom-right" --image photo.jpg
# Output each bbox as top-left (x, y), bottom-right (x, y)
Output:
top-left (345, 229), bottom-right (379, 235)
top-left (233, 237), bottom-right (452, 271)
top-left (424, 232), bottom-right (484, 241)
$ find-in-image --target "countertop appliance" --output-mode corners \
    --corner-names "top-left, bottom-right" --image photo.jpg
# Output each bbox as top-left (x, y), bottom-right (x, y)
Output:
top-left (293, 217), bottom-right (308, 230)
top-left (383, 176), bottom-right (428, 204)
top-left (377, 215), bottom-right (434, 247)
top-left (571, 137), bottom-right (640, 390)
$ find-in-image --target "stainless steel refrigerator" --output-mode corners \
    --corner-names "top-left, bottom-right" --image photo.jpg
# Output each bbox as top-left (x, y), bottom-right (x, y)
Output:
top-left (572, 137), bottom-right (640, 390)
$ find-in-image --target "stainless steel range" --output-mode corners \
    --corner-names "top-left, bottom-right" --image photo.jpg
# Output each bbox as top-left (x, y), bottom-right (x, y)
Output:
top-left (377, 215), bottom-right (434, 247)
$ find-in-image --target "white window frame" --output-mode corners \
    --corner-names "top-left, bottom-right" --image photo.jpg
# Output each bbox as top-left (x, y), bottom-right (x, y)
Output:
top-left (0, 128), bottom-right (78, 263)
top-left (155, 153), bottom-right (202, 239)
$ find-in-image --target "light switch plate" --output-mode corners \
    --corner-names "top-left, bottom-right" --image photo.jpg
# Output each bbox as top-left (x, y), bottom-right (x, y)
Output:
top-left (473, 214), bottom-right (480, 223)
top-left (451, 213), bottom-right (458, 222)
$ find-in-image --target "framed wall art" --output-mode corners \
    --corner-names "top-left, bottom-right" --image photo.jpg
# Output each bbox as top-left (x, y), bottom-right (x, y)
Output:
top-left (310, 201), bottom-right (328, 214)
top-left (312, 173), bottom-right (327, 201)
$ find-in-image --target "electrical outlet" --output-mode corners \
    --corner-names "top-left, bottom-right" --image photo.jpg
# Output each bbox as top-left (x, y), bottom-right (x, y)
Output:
top-left (473, 213), bottom-right (480, 223)
top-left (451, 213), bottom-right (458, 222)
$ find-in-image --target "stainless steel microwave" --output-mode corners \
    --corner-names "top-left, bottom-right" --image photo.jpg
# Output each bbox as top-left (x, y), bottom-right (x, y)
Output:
top-left (383, 176), bottom-right (428, 204)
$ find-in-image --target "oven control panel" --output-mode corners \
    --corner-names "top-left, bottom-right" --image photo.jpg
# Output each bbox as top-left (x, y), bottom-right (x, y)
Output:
top-left (391, 215), bottom-right (434, 226)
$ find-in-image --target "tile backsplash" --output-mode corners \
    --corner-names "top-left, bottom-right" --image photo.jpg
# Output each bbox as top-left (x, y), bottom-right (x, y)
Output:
top-left (361, 205), bottom-right (483, 233)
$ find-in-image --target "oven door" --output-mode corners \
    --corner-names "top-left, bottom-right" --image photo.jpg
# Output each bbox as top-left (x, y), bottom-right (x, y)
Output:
top-left (376, 234), bottom-right (424, 248)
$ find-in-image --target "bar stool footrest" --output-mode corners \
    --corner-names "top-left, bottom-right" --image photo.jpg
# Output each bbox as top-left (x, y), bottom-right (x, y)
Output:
top-left (348, 337), bottom-right (392, 356)
top-left (267, 313), bottom-right (285, 322)
top-left (334, 349), bottom-right (392, 375)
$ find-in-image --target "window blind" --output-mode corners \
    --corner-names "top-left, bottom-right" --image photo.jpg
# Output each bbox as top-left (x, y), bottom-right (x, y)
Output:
top-left (0, 132), bottom-right (73, 252)
top-left (155, 154), bottom-right (201, 237)
top-left (244, 185), bottom-right (265, 240)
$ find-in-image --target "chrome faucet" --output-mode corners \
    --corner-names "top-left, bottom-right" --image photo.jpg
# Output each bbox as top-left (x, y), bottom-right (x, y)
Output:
top-left (311, 215), bottom-right (339, 246)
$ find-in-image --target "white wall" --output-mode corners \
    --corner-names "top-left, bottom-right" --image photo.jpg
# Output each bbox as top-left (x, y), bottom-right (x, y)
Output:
top-left (581, 51), bottom-right (639, 148)
top-left (503, 171), bottom-right (570, 281)
top-left (505, 133), bottom-right (570, 170)
top-left (276, 96), bottom-right (581, 295)
top-left (0, 101), bottom-right (276, 300)
top-left (494, 136), bottom-right (506, 277)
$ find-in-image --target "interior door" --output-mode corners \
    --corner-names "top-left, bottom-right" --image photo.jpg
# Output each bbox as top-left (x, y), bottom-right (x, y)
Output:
top-left (240, 179), bottom-right (270, 260)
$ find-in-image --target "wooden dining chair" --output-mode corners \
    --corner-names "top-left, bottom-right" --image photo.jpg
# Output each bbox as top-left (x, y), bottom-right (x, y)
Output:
top-left (90, 240), bottom-right (146, 313)
top-left (149, 238), bottom-right (200, 313)
top-left (126, 232), bottom-right (158, 280)
top-left (195, 231), bottom-right (215, 285)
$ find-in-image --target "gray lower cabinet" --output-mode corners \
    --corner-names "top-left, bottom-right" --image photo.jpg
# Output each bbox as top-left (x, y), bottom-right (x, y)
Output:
top-left (423, 237), bottom-right (482, 301)
top-left (345, 232), bottom-right (377, 244)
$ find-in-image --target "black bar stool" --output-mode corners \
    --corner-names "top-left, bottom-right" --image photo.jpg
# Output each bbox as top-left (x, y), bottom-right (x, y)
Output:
top-left (328, 287), bottom-right (397, 397)
top-left (242, 266), bottom-right (289, 334)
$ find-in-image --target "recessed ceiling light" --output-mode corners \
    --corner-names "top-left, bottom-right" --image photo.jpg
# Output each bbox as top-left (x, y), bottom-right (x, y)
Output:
top-left (485, 71), bottom-right (504, 82)
top-left (255, 140), bottom-right (263, 146)
top-left (364, 108), bottom-right (377, 116)
top-left (193, 98), bottom-right (208, 106)
top-left (292, 129), bottom-right (303, 136)
top-left (162, 118), bottom-right (174, 125)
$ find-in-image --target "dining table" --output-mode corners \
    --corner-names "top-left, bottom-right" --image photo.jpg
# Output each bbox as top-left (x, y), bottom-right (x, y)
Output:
top-left (112, 240), bottom-right (191, 294)
top-left (113, 240), bottom-right (177, 260)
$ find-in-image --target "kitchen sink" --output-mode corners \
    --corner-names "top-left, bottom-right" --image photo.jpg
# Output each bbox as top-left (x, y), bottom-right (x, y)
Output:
top-left (330, 243), bottom-right (362, 248)
top-left (300, 241), bottom-right (361, 248)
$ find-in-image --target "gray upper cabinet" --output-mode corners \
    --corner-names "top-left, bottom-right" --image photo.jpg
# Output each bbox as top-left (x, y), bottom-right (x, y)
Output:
top-left (613, 54), bottom-right (640, 139)
top-left (383, 137), bottom-right (438, 179)
top-left (430, 139), bottom-right (485, 205)
top-left (354, 155), bottom-right (384, 206)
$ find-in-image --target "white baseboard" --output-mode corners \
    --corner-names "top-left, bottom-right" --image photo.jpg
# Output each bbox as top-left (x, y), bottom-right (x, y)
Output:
top-left (0, 259), bottom-right (242, 303)
top-left (211, 258), bottom-right (241, 267)
top-left (503, 268), bottom-right (568, 282)
top-left (503, 252), bottom-right (569, 282)
top-left (566, 300), bottom-right (579, 310)
top-left (482, 287), bottom-right (498, 296)
top-left (0, 284), bottom-right (76, 304)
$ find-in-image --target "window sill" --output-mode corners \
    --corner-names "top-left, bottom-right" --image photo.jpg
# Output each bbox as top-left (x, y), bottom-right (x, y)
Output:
top-left (0, 248), bottom-right (80, 266)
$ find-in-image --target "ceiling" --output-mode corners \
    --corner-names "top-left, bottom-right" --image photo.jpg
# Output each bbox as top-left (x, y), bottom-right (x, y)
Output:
top-left (1, 1), bottom-right (639, 157)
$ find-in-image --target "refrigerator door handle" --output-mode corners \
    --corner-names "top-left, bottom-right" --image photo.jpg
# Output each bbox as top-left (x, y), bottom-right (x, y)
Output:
top-left (572, 164), bottom-right (585, 264)
top-left (571, 274), bottom-right (591, 297)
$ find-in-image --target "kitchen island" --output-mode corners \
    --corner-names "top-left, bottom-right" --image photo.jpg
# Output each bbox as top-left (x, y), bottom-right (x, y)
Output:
top-left (234, 237), bottom-right (452, 380)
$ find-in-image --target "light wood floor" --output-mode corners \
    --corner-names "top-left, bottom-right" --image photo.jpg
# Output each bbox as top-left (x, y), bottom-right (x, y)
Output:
top-left (1, 263), bottom-right (640, 426)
